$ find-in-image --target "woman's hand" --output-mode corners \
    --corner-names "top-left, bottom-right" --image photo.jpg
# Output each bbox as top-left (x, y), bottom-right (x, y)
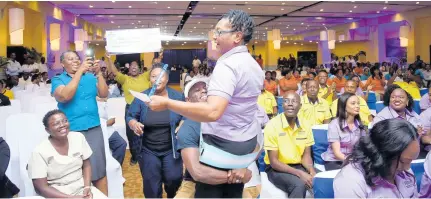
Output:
top-left (147, 95), bottom-right (169, 111)
top-left (129, 120), bottom-right (145, 136)
top-left (83, 187), bottom-right (92, 199)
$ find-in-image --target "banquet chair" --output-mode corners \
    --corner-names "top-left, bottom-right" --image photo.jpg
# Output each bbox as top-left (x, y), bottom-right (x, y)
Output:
top-left (10, 99), bottom-right (22, 113)
top-left (106, 97), bottom-right (128, 145)
top-left (32, 102), bottom-right (58, 118)
top-left (100, 118), bottom-right (125, 198)
top-left (244, 162), bottom-right (261, 189)
top-left (259, 172), bottom-right (288, 198)
top-left (0, 105), bottom-right (21, 138)
top-left (311, 124), bottom-right (329, 172)
top-left (375, 101), bottom-right (384, 113)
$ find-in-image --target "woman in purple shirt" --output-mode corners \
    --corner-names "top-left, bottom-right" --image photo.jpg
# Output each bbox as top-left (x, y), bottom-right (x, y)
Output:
top-left (334, 119), bottom-right (419, 198)
top-left (322, 93), bottom-right (367, 171)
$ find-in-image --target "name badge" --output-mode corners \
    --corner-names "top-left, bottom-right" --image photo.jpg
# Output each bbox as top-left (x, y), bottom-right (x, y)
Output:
top-left (279, 132), bottom-right (286, 136)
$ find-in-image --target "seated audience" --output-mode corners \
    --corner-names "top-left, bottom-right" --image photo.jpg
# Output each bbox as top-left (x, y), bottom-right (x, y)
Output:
top-left (332, 69), bottom-right (347, 93)
top-left (257, 86), bottom-right (278, 119)
top-left (0, 137), bottom-right (19, 197)
top-left (28, 110), bottom-right (106, 198)
top-left (323, 93), bottom-right (367, 170)
top-left (264, 71), bottom-right (277, 95)
top-left (316, 70), bottom-right (336, 105)
top-left (364, 66), bottom-right (385, 98)
top-left (25, 73), bottom-right (43, 91)
top-left (388, 68), bottom-right (421, 100)
top-left (296, 78), bottom-right (310, 97)
top-left (18, 73), bottom-right (31, 90)
top-left (332, 80), bottom-right (373, 125)
top-left (0, 80), bottom-right (14, 100)
top-left (334, 119), bottom-right (419, 198)
top-left (420, 87), bottom-right (431, 111)
top-left (41, 72), bottom-right (51, 85)
top-left (5, 52), bottom-right (21, 77)
top-left (420, 105), bottom-right (431, 158)
top-left (279, 68), bottom-right (298, 96)
top-left (360, 67), bottom-right (370, 81)
top-left (299, 80), bottom-right (332, 126)
top-left (340, 75), bottom-right (367, 98)
top-left (264, 91), bottom-right (316, 198)
top-left (38, 57), bottom-right (48, 73)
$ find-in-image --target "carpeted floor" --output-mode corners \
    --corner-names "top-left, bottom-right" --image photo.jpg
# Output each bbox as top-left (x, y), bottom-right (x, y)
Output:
top-left (122, 150), bottom-right (260, 198)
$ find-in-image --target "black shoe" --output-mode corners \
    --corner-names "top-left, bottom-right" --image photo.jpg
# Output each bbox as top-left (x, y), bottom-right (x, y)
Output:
top-left (130, 158), bottom-right (138, 166)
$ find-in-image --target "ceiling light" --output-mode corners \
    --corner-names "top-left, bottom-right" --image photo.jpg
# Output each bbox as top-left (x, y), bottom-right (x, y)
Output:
top-left (281, 8), bottom-right (284, 10)
top-left (309, 40), bottom-right (312, 43)
top-left (213, 7), bottom-right (216, 9)
top-left (167, 6), bottom-right (170, 8)
top-left (96, 43), bottom-right (99, 46)
top-left (112, 0), bottom-right (115, 2)
top-left (339, 41), bottom-right (343, 42)
top-left (301, 22), bottom-right (304, 25)
top-left (294, 43), bottom-right (297, 45)
top-left (128, 5), bottom-right (132, 8)
top-left (322, 23), bottom-right (325, 25)
top-left (135, 27), bottom-right (137, 28)
top-left (286, 26), bottom-right (289, 28)
top-left (348, 17), bottom-right (353, 20)
top-left (320, 9), bottom-right (324, 12)
top-left (248, 8), bottom-right (251, 10)
top-left (189, 6), bottom-right (191, 9)
top-left (156, 24), bottom-right (159, 25)
top-left (255, 41), bottom-right (258, 44)
top-left (118, 26), bottom-right (120, 28)
top-left (286, 41), bottom-right (289, 44)
top-left (190, 31), bottom-right (193, 32)
top-left (349, 10), bottom-right (352, 12)
top-left (316, 41), bottom-right (319, 43)
top-left (111, 21), bottom-right (114, 23)
top-left (385, 1), bottom-right (388, 3)
top-left (354, 6), bottom-right (357, 8)
top-left (199, 43), bottom-right (202, 45)
top-left (293, 28), bottom-right (296, 30)
top-left (377, 11), bottom-right (380, 13)
top-left (198, 22), bottom-right (201, 24)
top-left (89, 5), bottom-right (93, 8)
top-left (315, 17), bottom-right (323, 20)
top-left (282, 2), bottom-right (285, 5)
top-left (383, 6), bottom-right (387, 9)
top-left (416, 1), bottom-right (420, 4)
top-left (301, 44), bottom-right (303, 46)
top-left (265, 27), bottom-right (268, 30)
top-left (154, 1), bottom-right (157, 4)
top-left (182, 44), bottom-right (184, 46)
top-left (142, 25), bottom-right (145, 27)
top-left (138, 21), bottom-right (141, 23)
top-left (245, 2), bottom-right (248, 4)
top-left (194, 27), bottom-right (196, 29)
top-left (204, 41), bottom-right (207, 43)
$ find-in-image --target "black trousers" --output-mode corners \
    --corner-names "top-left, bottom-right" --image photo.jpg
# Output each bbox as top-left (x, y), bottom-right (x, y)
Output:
top-left (194, 181), bottom-right (244, 198)
top-left (324, 161), bottom-right (343, 171)
top-left (125, 104), bottom-right (140, 161)
top-left (266, 164), bottom-right (307, 198)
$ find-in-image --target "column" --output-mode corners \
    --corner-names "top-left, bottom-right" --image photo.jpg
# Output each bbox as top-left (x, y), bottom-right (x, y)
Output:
top-left (318, 41), bottom-right (331, 66)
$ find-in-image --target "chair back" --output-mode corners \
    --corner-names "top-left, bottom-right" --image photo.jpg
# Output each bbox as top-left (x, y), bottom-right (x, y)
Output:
top-left (311, 124), bottom-right (329, 165)
top-left (313, 169), bottom-right (340, 198)
top-left (375, 101), bottom-right (384, 113)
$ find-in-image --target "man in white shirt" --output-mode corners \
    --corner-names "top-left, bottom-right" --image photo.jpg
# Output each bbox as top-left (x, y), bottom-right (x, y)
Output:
top-left (38, 57), bottom-right (48, 73)
top-left (192, 56), bottom-right (201, 68)
top-left (20, 58), bottom-right (35, 73)
top-left (18, 73), bottom-right (32, 90)
top-left (6, 53), bottom-right (21, 77)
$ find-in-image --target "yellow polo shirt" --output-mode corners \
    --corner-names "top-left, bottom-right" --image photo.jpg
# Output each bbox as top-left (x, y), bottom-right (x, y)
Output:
top-left (298, 96), bottom-right (332, 127)
top-left (257, 91), bottom-right (277, 114)
top-left (264, 114), bottom-right (314, 165)
top-left (318, 84), bottom-right (334, 105)
top-left (115, 72), bottom-right (151, 104)
top-left (2, 89), bottom-right (14, 100)
top-left (394, 81), bottom-right (421, 100)
top-left (331, 95), bottom-right (372, 125)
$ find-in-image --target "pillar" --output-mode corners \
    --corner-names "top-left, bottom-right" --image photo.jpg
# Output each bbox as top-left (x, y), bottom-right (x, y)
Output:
top-left (318, 41), bottom-right (331, 66)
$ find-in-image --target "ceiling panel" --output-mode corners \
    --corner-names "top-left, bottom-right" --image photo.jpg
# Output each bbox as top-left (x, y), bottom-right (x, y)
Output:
top-left (193, 4), bottom-right (297, 16)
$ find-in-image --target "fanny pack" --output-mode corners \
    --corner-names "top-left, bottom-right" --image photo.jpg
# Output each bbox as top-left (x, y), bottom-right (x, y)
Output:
top-left (199, 129), bottom-right (263, 169)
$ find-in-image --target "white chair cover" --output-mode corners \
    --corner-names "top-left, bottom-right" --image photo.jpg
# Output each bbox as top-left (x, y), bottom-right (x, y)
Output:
top-left (32, 102), bottom-right (58, 118)
top-left (244, 163), bottom-right (261, 188)
top-left (100, 118), bottom-right (125, 198)
top-left (5, 113), bottom-right (47, 196)
top-left (107, 97), bottom-right (128, 146)
top-left (0, 105), bottom-right (21, 138)
top-left (259, 172), bottom-right (288, 198)
top-left (27, 96), bottom-right (56, 113)
top-left (10, 99), bottom-right (22, 113)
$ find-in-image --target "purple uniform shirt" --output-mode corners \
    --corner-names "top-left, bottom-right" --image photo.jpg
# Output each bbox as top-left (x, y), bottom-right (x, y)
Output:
top-left (420, 108), bottom-right (431, 151)
top-left (322, 118), bottom-right (365, 161)
top-left (419, 152), bottom-right (431, 198)
top-left (420, 94), bottom-right (431, 111)
top-left (334, 163), bottom-right (418, 198)
top-left (372, 106), bottom-right (422, 129)
top-left (204, 46), bottom-right (264, 142)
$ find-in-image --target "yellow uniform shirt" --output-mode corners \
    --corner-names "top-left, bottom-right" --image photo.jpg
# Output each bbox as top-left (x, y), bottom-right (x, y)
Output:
top-left (318, 84), bottom-right (334, 105)
top-left (331, 95), bottom-right (372, 125)
top-left (2, 89), bottom-right (14, 100)
top-left (115, 72), bottom-right (151, 104)
top-left (298, 96), bottom-right (332, 127)
top-left (264, 114), bottom-right (314, 165)
top-left (257, 91), bottom-right (277, 114)
top-left (394, 81), bottom-right (421, 100)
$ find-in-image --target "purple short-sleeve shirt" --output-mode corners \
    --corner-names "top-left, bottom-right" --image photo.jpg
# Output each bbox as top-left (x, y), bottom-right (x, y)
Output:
top-left (203, 46), bottom-right (265, 142)
top-left (322, 118), bottom-right (365, 161)
top-left (419, 152), bottom-right (431, 198)
top-left (372, 106), bottom-right (422, 129)
top-left (420, 94), bottom-right (431, 111)
top-left (334, 163), bottom-right (418, 198)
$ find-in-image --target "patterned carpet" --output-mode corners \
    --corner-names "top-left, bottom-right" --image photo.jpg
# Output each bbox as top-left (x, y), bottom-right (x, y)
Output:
top-left (122, 150), bottom-right (260, 198)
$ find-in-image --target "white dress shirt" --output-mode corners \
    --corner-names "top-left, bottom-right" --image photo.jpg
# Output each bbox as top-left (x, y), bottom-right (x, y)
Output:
top-left (38, 63), bottom-right (48, 73)
top-left (6, 60), bottom-right (21, 76)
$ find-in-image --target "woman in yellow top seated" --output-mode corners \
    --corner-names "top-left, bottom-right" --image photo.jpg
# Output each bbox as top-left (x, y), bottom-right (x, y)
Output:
top-left (0, 80), bottom-right (13, 100)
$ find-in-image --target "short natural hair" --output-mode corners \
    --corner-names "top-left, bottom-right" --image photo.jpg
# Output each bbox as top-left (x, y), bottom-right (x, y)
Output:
top-left (60, 51), bottom-right (80, 63)
top-left (42, 109), bottom-right (65, 128)
top-left (219, 10), bottom-right (255, 44)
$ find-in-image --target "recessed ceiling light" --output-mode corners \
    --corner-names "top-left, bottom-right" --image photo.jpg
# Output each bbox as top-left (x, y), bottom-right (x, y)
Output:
top-left (194, 27), bottom-right (196, 29)
top-left (204, 41), bottom-right (207, 43)
top-left (377, 11), bottom-right (380, 13)
top-left (245, 2), bottom-right (248, 4)
top-left (118, 26), bottom-right (120, 28)
top-left (254, 41), bottom-right (258, 44)
top-left (416, 1), bottom-right (420, 4)
top-left (182, 44), bottom-right (184, 46)
top-left (354, 6), bottom-right (357, 8)
top-left (301, 22), bottom-right (304, 25)
top-left (309, 40), bottom-right (312, 43)
top-left (135, 27), bottom-right (137, 28)
top-left (111, 21), bottom-right (114, 23)
top-left (315, 17), bottom-right (323, 20)
top-left (131, 23), bottom-right (134, 25)
top-left (156, 24), bottom-right (159, 25)
top-left (339, 41), bottom-right (343, 43)
top-left (349, 10), bottom-right (353, 12)
top-left (286, 41), bottom-right (289, 44)
top-left (281, 8), bottom-right (284, 10)
top-left (294, 42), bottom-right (297, 44)
top-left (165, 22), bottom-right (168, 24)
top-left (96, 43), bottom-right (99, 46)
top-left (322, 23), bottom-right (326, 25)
top-left (282, 2), bottom-right (285, 5)
top-left (138, 21), bottom-right (141, 23)
top-left (265, 27), bottom-right (268, 30)
top-left (293, 28), bottom-right (296, 30)
top-left (348, 17), bottom-right (353, 20)
top-left (248, 8), bottom-right (251, 10)
top-left (213, 7), bottom-right (215, 9)
top-left (385, 1), bottom-right (388, 3)
top-left (111, 0), bottom-right (115, 2)
top-left (89, 5), bottom-right (93, 8)
top-left (167, 6), bottom-right (170, 8)
top-left (199, 43), bottom-right (202, 45)
top-left (128, 5), bottom-right (132, 8)
top-left (184, 42), bottom-right (187, 44)
top-left (190, 31), bottom-right (193, 32)
top-left (286, 26), bottom-right (289, 28)
top-left (320, 9), bottom-right (324, 12)
top-left (383, 6), bottom-right (387, 9)
top-left (316, 41), bottom-right (319, 43)
top-left (301, 44), bottom-right (303, 46)
top-left (198, 22), bottom-right (201, 24)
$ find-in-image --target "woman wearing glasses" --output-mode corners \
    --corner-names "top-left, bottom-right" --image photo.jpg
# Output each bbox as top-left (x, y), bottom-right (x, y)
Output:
top-left (334, 119), bottom-right (419, 198)
top-left (147, 10), bottom-right (263, 198)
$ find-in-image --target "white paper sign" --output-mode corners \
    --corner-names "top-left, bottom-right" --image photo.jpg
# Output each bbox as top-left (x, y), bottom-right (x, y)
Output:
top-left (129, 90), bottom-right (150, 102)
top-left (106, 28), bottom-right (161, 54)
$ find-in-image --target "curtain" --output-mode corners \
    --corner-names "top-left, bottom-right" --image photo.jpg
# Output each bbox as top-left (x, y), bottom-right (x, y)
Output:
top-left (162, 49), bottom-right (207, 70)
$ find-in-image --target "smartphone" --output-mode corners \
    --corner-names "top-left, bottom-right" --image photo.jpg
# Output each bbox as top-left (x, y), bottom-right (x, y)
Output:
top-left (85, 48), bottom-right (95, 67)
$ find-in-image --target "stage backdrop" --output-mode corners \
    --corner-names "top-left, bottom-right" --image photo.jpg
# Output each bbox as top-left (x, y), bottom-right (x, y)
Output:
top-left (162, 49), bottom-right (206, 70)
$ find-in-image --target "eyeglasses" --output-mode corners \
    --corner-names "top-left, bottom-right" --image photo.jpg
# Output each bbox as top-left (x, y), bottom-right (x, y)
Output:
top-left (212, 29), bottom-right (236, 37)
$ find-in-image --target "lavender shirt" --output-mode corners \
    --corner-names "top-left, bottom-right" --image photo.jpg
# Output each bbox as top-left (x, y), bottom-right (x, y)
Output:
top-left (372, 106), bottom-right (422, 129)
top-left (419, 152), bottom-right (431, 198)
top-left (334, 163), bottom-right (418, 198)
top-left (204, 46), bottom-right (264, 142)
top-left (322, 118), bottom-right (365, 162)
top-left (420, 94), bottom-right (431, 111)
top-left (339, 87), bottom-right (364, 97)
top-left (420, 108), bottom-right (431, 151)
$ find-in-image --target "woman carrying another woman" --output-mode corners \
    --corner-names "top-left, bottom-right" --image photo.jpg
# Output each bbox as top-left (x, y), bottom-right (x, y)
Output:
top-left (334, 119), bottom-right (419, 198)
top-left (126, 64), bottom-right (184, 198)
top-left (105, 54), bottom-right (151, 165)
top-left (28, 110), bottom-right (106, 198)
top-left (322, 93), bottom-right (367, 171)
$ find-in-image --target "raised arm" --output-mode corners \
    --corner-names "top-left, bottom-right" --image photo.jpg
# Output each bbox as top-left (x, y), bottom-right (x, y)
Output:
top-left (105, 53), bottom-right (119, 75)
top-left (94, 60), bottom-right (109, 98)
top-left (164, 96), bottom-right (229, 122)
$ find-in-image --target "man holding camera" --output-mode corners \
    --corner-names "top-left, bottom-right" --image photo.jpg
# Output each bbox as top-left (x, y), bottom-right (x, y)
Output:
top-left (51, 50), bottom-right (109, 195)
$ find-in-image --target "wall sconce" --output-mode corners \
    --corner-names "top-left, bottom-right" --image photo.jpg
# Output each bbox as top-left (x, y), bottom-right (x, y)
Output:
top-left (9, 8), bottom-right (24, 45)
top-left (50, 23), bottom-right (61, 51)
top-left (399, 25), bottom-right (409, 47)
top-left (74, 29), bottom-right (85, 51)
